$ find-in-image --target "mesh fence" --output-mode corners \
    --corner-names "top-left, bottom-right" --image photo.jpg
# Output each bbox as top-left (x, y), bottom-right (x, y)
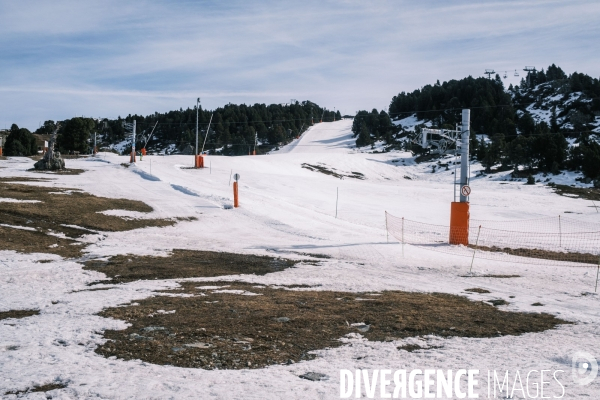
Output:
top-left (385, 212), bottom-right (600, 268)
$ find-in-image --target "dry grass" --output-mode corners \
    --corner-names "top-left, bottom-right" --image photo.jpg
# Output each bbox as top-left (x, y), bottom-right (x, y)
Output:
top-left (96, 281), bottom-right (568, 370)
top-left (84, 250), bottom-right (300, 284)
top-left (0, 179), bottom-right (175, 258)
top-left (28, 168), bottom-right (86, 175)
top-left (465, 288), bottom-right (490, 293)
top-left (0, 309), bottom-right (39, 320)
top-left (551, 184), bottom-right (600, 201)
top-left (4, 383), bottom-right (67, 396)
top-left (471, 244), bottom-right (599, 265)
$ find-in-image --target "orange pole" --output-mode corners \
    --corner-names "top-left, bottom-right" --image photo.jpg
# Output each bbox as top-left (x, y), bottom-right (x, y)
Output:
top-left (233, 181), bottom-right (239, 208)
top-left (0, 147), bottom-right (3, 156)
top-left (195, 154), bottom-right (204, 168)
top-left (449, 202), bottom-right (469, 245)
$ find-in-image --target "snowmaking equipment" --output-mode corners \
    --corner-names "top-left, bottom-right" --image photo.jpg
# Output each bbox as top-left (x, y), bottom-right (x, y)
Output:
top-left (449, 109), bottom-right (471, 245)
top-left (194, 98), bottom-right (212, 169)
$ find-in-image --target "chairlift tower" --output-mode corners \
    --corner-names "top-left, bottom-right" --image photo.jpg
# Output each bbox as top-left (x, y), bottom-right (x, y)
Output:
top-left (484, 69), bottom-right (495, 79)
top-left (523, 66), bottom-right (536, 86)
top-left (123, 120), bottom-right (136, 163)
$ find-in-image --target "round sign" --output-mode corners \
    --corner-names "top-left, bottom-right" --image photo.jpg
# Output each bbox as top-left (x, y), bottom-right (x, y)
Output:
top-left (461, 185), bottom-right (471, 197)
top-left (233, 173), bottom-right (240, 182)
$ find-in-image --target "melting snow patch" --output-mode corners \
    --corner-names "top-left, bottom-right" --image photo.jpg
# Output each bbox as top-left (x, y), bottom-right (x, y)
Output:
top-left (0, 198), bottom-right (41, 203)
top-left (212, 289), bottom-right (261, 296)
top-left (0, 224), bottom-right (37, 231)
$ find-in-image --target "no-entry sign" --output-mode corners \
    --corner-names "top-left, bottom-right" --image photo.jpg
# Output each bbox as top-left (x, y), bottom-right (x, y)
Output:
top-left (461, 185), bottom-right (471, 197)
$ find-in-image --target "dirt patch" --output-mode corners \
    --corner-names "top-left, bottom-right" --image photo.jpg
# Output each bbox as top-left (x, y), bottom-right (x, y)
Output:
top-left (301, 163), bottom-right (364, 180)
top-left (550, 184), bottom-right (600, 201)
top-left (84, 250), bottom-right (300, 284)
top-left (0, 180), bottom-right (175, 258)
top-left (0, 309), bottom-right (40, 320)
top-left (96, 281), bottom-right (568, 370)
top-left (397, 343), bottom-right (442, 352)
top-left (471, 244), bottom-right (599, 265)
top-left (414, 154), bottom-right (442, 163)
top-left (28, 168), bottom-right (85, 175)
top-left (465, 288), bottom-right (490, 293)
top-left (4, 382), bottom-right (67, 396)
top-left (487, 299), bottom-right (509, 306)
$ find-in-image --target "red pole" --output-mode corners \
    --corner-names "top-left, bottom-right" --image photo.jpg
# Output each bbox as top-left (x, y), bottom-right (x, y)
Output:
top-left (233, 182), bottom-right (239, 208)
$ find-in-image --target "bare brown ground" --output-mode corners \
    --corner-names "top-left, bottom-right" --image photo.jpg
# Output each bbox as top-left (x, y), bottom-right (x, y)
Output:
top-left (551, 184), bottom-right (600, 201)
top-left (97, 281), bottom-right (568, 370)
top-left (472, 244), bottom-right (599, 265)
top-left (301, 163), bottom-right (364, 180)
top-left (28, 168), bottom-right (86, 175)
top-left (0, 179), bottom-right (175, 258)
top-left (465, 288), bottom-right (490, 293)
top-left (0, 309), bottom-right (39, 320)
top-left (84, 249), bottom-right (300, 284)
top-left (4, 383), bottom-right (67, 396)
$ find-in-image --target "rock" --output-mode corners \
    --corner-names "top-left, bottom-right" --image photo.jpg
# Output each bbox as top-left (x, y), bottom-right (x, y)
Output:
top-left (351, 323), bottom-right (370, 332)
top-left (34, 154), bottom-right (65, 171)
top-left (184, 342), bottom-right (212, 349)
top-left (276, 317), bottom-right (290, 323)
top-left (141, 326), bottom-right (166, 332)
top-left (299, 372), bottom-right (329, 381)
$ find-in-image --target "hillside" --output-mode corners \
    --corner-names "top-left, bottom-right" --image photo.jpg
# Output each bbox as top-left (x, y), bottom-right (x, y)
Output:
top-left (352, 64), bottom-right (600, 183)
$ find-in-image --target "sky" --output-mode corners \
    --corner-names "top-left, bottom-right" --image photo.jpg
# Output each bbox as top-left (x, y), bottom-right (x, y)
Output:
top-left (1, 0), bottom-right (599, 131)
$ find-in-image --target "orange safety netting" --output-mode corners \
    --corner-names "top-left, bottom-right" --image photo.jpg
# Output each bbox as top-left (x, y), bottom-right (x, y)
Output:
top-left (385, 212), bottom-right (600, 267)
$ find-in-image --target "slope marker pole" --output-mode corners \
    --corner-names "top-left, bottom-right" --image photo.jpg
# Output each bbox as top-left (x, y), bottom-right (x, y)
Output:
top-left (595, 257), bottom-right (599, 293)
top-left (469, 225), bottom-right (481, 273)
top-left (335, 187), bottom-right (339, 218)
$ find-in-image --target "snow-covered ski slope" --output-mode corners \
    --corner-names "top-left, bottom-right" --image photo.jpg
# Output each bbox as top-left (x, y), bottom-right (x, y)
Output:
top-left (1, 120), bottom-right (600, 398)
top-left (276, 119), bottom-right (356, 154)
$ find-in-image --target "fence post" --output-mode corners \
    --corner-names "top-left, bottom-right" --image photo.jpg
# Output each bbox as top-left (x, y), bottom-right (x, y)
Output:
top-left (335, 187), bottom-right (339, 218)
top-left (385, 212), bottom-right (389, 243)
top-left (402, 217), bottom-right (405, 257)
top-left (469, 225), bottom-right (481, 273)
top-left (559, 215), bottom-right (562, 247)
top-left (594, 257), bottom-right (600, 293)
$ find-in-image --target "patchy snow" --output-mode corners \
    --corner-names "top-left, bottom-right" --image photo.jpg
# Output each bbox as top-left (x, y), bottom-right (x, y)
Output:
top-left (1, 119), bottom-right (599, 398)
top-left (392, 114), bottom-right (429, 132)
top-left (0, 198), bottom-right (41, 203)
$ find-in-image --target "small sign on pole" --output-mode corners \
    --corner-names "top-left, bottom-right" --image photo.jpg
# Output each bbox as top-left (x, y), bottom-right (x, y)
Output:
top-left (460, 185), bottom-right (471, 197)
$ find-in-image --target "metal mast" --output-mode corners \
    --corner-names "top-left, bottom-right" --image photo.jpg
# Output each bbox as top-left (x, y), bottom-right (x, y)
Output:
top-left (195, 98), bottom-right (200, 156)
top-left (459, 109), bottom-right (470, 202)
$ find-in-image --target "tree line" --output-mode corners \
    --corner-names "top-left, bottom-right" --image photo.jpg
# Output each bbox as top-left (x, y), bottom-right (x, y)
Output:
top-left (353, 64), bottom-right (600, 180)
top-left (3, 101), bottom-right (340, 157)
